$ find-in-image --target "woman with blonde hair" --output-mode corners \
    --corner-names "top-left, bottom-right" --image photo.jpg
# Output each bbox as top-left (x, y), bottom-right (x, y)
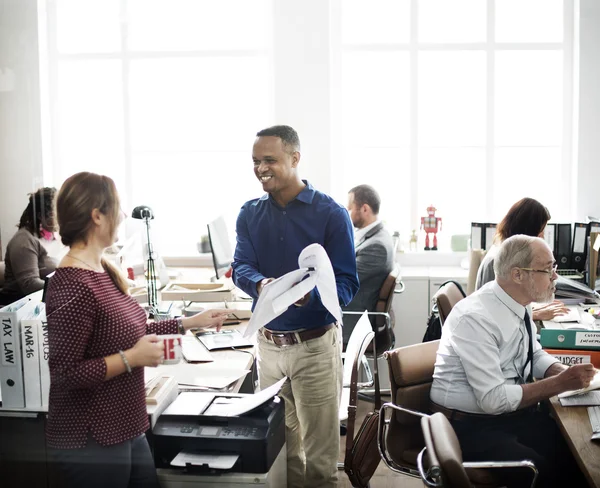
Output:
top-left (45, 172), bottom-right (229, 487)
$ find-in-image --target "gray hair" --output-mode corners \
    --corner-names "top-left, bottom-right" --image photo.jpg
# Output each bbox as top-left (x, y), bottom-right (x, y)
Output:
top-left (494, 234), bottom-right (538, 280)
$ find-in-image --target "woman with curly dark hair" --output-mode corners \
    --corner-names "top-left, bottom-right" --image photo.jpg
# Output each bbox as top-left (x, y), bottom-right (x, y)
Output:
top-left (0, 187), bottom-right (58, 305)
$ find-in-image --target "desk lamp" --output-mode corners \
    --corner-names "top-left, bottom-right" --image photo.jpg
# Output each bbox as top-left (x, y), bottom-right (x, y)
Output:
top-left (131, 205), bottom-right (158, 311)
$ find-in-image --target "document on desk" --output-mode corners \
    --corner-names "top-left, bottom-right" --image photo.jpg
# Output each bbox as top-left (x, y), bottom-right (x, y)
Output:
top-left (244, 244), bottom-right (341, 338)
top-left (559, 391), bottom-right (600, 407)
top-left (550, 307), bottom-right (581, 323)
top-left (145, 363), bottom-right (250, 390)
top-left (558, 371), bottom-right (600, 403)
top-left (171, 451), bottom-right (239, 469)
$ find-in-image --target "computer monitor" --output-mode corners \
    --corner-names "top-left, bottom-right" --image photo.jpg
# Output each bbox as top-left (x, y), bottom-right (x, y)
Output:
top-left (207, 216), bottom-right (234, 280)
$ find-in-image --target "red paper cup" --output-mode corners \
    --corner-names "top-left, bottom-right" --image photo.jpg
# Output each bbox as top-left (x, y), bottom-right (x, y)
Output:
top-left (162, 335), bottom-right (183, 364)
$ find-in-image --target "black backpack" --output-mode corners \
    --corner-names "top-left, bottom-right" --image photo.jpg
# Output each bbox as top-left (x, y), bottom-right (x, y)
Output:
top-left (422, 280), bottom-right (466, 343)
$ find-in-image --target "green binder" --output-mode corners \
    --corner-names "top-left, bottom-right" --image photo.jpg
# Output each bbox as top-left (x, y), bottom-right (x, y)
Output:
top-left (540, 328), bottom-right (600, 350)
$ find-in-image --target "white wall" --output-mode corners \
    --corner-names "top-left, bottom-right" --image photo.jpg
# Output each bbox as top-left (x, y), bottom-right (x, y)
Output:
top-left (576, 0), bottom-right (600, 221)
top-left (0, 0), bottom-right (45, 258)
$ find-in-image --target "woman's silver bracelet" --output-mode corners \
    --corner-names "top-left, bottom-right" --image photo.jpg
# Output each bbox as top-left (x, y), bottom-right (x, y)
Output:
top-left (119, 350), bottom-right (132, 374)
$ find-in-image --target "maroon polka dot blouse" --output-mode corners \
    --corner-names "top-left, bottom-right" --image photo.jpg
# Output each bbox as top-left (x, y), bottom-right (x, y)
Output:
top-left (45, 267), bottom-right (177, 449)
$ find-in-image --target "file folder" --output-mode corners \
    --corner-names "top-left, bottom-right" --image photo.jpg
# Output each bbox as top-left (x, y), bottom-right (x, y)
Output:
top-left (0, 297), bottom-right (37, 408)
top-left (470, 223), bottom-right (484, 250)
top-left (555, 223), bottom-right (572, 269)
top-left (470, 223), bottom-right (497, 251)
top-left (572, 222), bottom-right (588, 271)
top-left (484, 224), bottom-right (497, 251)
top-left (543, 223), bottom-right (556, 252)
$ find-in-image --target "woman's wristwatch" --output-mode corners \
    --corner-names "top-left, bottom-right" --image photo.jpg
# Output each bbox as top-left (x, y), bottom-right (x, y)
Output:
top-left (176, 317), bottom-right (186, 335)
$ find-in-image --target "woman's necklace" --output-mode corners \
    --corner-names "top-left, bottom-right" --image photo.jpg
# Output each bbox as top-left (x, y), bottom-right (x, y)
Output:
top-left (66, 253), bottom-right (103, 272)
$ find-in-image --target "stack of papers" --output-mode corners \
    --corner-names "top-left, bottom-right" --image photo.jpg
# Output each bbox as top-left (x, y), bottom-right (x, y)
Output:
top-left (559, 371), bottom-right (600, 406)
top-left (245, 244), bottom-right (341, 337)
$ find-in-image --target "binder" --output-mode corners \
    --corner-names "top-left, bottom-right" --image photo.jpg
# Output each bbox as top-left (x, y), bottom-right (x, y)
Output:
top-left (470, 223), bottom-right (497, 251)
top-left (572, 223), bottom-right (588, 271)
top-left (540, 328), bottom-right (600, 351)
top-left (543, 223), bottom-right (556, 252)
top-left (37, 307), bottom-right (50, 408)
top-left (555, 223), bottom-right (572, 269)
top-left (543, 348), bottom-right (600, 368)
top-left (0, 297), bottom-right (37, 408)
top-left (20, 304), bottom-right (44, 409)
top-left (470, 223), bottom-right (484, 250)
top-left (484, 224), bottom-right (497, 251)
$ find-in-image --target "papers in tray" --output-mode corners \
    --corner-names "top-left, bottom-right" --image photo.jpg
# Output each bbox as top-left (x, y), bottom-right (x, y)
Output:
top-left (244, 243), bottom-right (341, 338)
top-left (171, 451), bottom-right (239, 470)
top-left (203, 377), bottom-right (287, 417)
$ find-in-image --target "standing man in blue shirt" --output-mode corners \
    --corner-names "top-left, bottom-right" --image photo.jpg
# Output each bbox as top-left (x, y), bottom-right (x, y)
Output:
top-left (232, 125), bottom-right (359, 488)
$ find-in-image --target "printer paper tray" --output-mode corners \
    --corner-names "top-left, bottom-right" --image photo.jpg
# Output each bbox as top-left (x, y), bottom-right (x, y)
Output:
top-left (171, 450), bottom-right (239, 470)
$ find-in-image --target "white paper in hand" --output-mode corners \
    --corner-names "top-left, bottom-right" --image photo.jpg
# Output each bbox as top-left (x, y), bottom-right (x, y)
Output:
top-left (244, 244), bottom-right (342, 338)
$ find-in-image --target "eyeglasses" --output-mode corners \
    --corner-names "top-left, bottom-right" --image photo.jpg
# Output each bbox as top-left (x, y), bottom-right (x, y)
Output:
top-left (518, 263), bottom-right (558, 278)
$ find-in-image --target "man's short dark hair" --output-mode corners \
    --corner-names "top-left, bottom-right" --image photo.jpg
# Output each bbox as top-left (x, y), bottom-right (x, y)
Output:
top-left (349, 184), bottom-right (381, 215)
top-left (256, 125), bottom-right (301, 153)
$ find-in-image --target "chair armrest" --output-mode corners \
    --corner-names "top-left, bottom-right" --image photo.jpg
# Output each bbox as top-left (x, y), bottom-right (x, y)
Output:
top-left (417, 447), bottom-right (442, 487)
top-left (463, 460), bottom-right (538, 488)
top-left (377, 402), bottom-right (428, 477)
top-left (394, 279), bottom-right (405, 294)
top-left (342, 310), bottom-right (392, 328)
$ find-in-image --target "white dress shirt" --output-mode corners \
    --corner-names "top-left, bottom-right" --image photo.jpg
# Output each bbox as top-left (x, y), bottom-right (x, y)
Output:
top-left (354, 219), bottom-right (381, 249)
top-left (430, 281), bottom-right (559, 415)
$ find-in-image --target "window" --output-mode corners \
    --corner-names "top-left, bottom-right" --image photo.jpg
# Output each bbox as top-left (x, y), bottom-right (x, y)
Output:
top-left (336, 0), bottom-right (574, 247)
top-left (44, 1), bottom-right (575, 255)
top-left (46, 0), bottom-right (273, 256)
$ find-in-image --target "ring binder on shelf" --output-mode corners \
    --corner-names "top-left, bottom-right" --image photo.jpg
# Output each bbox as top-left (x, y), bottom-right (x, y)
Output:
top-left (470, 223), bottom-right (497, 251)
top-left (555, 223), bottom-right (572, 269)
top-left (572, 223), bottom-right (588, 272)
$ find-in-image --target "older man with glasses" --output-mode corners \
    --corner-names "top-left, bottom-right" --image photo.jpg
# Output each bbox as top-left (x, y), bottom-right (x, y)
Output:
top-left (430, 234), bottom-right (595, 488)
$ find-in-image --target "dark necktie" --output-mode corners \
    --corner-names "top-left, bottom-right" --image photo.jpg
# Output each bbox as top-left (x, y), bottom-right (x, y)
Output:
top-left (522, 309), bottom-right (534, 383)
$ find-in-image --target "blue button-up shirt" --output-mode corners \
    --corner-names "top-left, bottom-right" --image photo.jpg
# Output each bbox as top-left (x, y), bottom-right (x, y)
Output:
top-left (232, 181), bottom-right (359, 332)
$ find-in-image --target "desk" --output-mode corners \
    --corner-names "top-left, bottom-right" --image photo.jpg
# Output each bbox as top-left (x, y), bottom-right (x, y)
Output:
top-left (550, 397), bottom-right (600, 488)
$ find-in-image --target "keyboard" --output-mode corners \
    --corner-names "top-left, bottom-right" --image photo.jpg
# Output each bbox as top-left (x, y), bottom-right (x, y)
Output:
top-left (557, 269), bottom-right (585, 280)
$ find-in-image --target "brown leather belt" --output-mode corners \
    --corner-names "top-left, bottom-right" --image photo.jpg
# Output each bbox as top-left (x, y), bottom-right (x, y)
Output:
top-left (430, 401), bottom-right (534, 422)
top-left (262, 323), bottom-right (335, 347)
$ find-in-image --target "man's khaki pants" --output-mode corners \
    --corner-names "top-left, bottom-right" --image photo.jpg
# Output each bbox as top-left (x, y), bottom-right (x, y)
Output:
top-left (257, 325), bottom-right (342, 488)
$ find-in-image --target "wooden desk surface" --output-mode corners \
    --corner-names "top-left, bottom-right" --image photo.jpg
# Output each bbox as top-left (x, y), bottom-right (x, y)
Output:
top-left (550, 396), bottom-right (600, 488)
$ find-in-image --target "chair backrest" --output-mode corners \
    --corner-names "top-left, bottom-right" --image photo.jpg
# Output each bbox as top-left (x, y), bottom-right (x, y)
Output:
top-left (466, 249), bottom-right (486, 295)
top-left (383, 340), bottom-right (439, 470)
top-left (420, 413), bottom-right (472, 488)
top-left (339, 312), bottom-right (375, 422)
top-left (432, 282), bottom-right (465, 325)
top-left (370, 265), bottom-right (400, 356)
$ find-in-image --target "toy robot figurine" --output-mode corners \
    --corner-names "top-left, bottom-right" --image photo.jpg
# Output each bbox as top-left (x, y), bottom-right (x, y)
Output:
top-left (421, 205), bottom-right (442, 250)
